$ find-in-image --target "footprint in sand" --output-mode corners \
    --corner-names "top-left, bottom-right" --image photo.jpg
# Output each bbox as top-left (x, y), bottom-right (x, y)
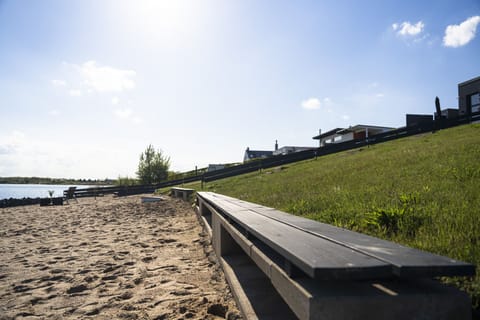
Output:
top-left (66, 284), bottom-right (89, 294)
top-left (20, 278), bottom-right (36, 284)
top-left (13, 284), bottom-right (31, 293)
top-left (137, 242), bottom-right (150, 248)
top-left (158, 238), bottom-right (177, 244)
top-left (141, 256), bottom-right (156, 263)
top-left (117, 291), bottom-right (133, 300)
top-left (101, 275), bottom-right (117, 281)
top-left (77, 268), bottom-right (91, 275)
top-left (84, 275), bottom-right (98, 283)
top-left (103, 265), bottom-right (121, 273)
top-left (50, 268), bottom-right (64, 274)
top-left (29, 296), bottom-right (45, 306)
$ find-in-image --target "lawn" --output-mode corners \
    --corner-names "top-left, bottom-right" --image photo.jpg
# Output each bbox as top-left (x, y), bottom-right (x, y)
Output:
top-left (174, 123), bottom-right (480, 309)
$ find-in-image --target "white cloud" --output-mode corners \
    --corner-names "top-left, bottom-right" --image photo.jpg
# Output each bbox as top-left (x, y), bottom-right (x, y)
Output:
top-left (0, 129), bottom-right (141, 179)
top-left (112, 96), bottom-right (120, 105)
top-left (114, 108), bottom-right (143, 125)
top-left (301, 97), bottom-right (321, 110)
top-left (114, 108), bottom-right (133, 119)
top-left (132, 116), bottom-right (143, 125)
top-left (443, 16), bottom-right (480, 48)
top-left (301, 97), bottom-right (336, 112)
top-left (68, 89), bottom-right (82, 96)
top-left (0, 144), bottom-right (16, 155)
top-left (51, 79), bottom-right (67, 87)
top-left (0, 131), bottom-right (26, 155)
top-left (301, 97), bottom-right (334, 111)
top-left (76, 61), bottom-right (136, 93)
top-left (49, 109), bottom-right (60, 116)
top-left (393, 21), bottom-right (425, 36)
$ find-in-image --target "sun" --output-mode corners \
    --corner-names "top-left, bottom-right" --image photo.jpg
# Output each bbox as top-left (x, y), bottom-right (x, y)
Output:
top-left (117, 0), bottom-right (197, 43)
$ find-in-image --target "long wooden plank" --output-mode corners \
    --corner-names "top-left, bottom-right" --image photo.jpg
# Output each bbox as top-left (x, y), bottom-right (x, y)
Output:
top-left (199, 192), bottom-right (391, 280)
top-left (208, 193), bottom-right (475, 278)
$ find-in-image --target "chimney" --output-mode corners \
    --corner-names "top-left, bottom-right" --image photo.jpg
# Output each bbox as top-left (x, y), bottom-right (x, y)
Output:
top-left (318, 129), bottom-right (322, 147)
top-left (275, 140), bottom-right (278, 151)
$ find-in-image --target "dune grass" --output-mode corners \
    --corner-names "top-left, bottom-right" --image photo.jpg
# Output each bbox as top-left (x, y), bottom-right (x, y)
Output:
top-left (186, 123), bottom-right (480, 308)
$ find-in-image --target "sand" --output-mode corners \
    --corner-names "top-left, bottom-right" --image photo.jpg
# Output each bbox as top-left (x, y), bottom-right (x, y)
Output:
top-left (0, 195), bottom-right (241, 319)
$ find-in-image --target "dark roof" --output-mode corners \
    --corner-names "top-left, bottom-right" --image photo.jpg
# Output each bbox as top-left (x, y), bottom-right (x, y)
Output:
top-left (245, 150), bottom-right (273, 159)
top-left (312, 128), bottom-right (344, 140)
top-left (337, 125), bottom-right (396, 134)
top-left (458, 76), bottom-right (480, 87)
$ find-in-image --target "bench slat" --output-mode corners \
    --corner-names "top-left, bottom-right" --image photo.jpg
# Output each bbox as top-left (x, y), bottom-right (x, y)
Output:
top-left (200, 192), bottom-right (392, 280)
top-left (201, 192), bottom-right (475, 279)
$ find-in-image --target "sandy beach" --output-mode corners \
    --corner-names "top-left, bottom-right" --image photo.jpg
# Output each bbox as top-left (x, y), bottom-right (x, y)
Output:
top-left (0, 195), bottom-right (240, 319)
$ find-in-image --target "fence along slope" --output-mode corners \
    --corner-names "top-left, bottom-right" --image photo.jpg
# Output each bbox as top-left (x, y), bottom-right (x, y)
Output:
top-left (69, 111), bottom-right (480, 199)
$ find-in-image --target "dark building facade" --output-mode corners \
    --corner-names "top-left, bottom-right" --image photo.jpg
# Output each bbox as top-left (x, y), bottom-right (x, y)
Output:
top-left (406, 114), bottom-right (433, 127)
top-left (458, 76), bottom-right (480, 116)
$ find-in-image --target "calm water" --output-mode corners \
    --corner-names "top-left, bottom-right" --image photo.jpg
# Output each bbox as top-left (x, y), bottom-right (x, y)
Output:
top-left (0, 184), bottom-right (97, 200)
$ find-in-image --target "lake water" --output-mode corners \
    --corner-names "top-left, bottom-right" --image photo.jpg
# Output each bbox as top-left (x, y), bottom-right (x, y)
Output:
top-left (0, 184), bottom-right (98, 200)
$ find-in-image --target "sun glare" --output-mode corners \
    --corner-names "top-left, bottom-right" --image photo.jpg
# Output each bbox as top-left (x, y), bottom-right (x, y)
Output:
top-left (118, 0), bottom-right (198, 44)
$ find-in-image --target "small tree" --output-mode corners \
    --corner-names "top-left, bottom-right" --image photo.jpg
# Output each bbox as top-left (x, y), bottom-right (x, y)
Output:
top-left (137, 145), bottom-right (170, 185)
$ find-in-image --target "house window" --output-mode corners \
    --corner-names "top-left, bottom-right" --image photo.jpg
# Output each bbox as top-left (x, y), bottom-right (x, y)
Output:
top-left (471, 93), bottom-right (480, 113)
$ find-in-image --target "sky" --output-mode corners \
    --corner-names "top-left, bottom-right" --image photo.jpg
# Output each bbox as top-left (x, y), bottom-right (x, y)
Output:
top-left (0, 0), bottom-right (479, 179)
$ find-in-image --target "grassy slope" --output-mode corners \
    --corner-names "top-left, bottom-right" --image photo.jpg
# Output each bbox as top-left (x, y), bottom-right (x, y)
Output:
top-left (189, 123), bottom-right (480, 307)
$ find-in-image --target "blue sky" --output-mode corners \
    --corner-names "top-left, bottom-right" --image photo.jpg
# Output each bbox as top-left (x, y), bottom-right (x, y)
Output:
top-left (0, 0), bottom-right (479, 179)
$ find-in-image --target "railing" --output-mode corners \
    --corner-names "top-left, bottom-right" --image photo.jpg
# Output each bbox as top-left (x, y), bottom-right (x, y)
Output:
top-left (46, 110), bottom-right (480, 199)
top-left (2, 111), bottom-right (479, 207)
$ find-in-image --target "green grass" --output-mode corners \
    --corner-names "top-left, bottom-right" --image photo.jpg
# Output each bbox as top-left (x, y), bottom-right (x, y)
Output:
top-left (192, 124), bottom-right (480, 309)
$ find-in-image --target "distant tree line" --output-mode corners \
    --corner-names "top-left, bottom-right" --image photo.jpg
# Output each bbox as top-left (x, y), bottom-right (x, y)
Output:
top-left (0, 177), bottom-right (114, 185)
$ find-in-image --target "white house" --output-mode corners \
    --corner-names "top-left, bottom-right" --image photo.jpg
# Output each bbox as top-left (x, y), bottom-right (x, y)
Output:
top-left (272, 146), bottom-right (315, 156)
top-left (313, 125), bottom-right (395, 147)
top-left (244, 140), bottom-right (316, 162)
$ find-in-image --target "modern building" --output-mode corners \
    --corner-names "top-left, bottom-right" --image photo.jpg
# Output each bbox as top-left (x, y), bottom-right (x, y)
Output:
top-left (406, 114), bottom-right (433, 127)
top-left (272, 146), bottom-right (316, 156)
top-left (434, 108), bottom-right (459, 120)
top-left (458, 76), bottom-right (480, 116)
top-left (243, 148), bottom-right (273, 162)
top-left (244, 140), bottom-right (315, 162)
top-left (312, 125), bottom-right (395, 147)
top-left (207, 164), bottom-right (225, 172)
top-left (312, 128), bottom-right (344, 147)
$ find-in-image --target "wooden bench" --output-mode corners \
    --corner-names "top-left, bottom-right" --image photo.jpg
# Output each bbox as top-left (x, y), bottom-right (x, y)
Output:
top-left (195, 192), bottom-right (475, 320)
top-left (63, 187), bottom-right (78, 203)
top-left (170, 187), bottom-right (195, 201)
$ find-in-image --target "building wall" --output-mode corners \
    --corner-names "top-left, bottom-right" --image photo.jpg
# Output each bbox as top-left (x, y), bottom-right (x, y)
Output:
top-left (354, 131), bottom-right (366, 140)
top-left (458, 77), bottom-right (480, 115)
top-left (406, 114), bottom-right (433, 127)
top-left (319, 135), bottom-right (340, 147)
top-left (207, 164), bottom-right (225, 172)
top-left (340, 132), bottom-right (354, 142)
